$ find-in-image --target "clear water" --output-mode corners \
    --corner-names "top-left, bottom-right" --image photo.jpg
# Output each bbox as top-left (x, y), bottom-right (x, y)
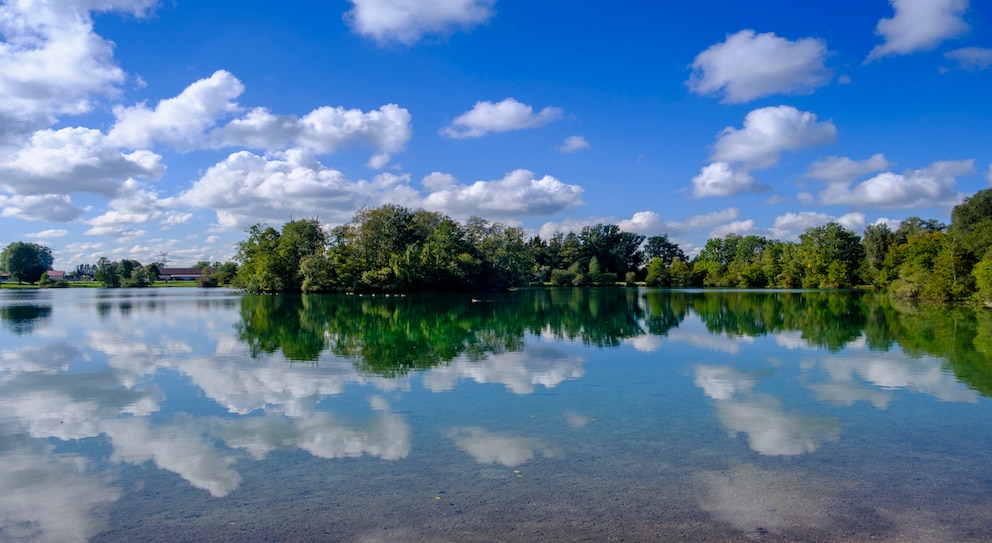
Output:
top-left (1, 287), bottom-right (991, 542)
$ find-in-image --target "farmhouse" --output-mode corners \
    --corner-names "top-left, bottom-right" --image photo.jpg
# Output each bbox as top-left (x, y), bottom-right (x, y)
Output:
top-left (158, 267), bottom-right (203, 281)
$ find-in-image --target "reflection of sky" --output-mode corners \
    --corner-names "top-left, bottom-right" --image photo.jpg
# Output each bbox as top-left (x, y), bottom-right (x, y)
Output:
top-left (0, 438), bottom-right (120, 543)
top-left (422, 345), bottom-right (584, 394)
top-left (2, 289), bottom-right (992, 540)
top-left (695, 365), bottom-right (840, 456)
top-left (446, 427), bottom-right (554, 467)
top-left (626, 313), bottom-right (753, 354)
top-left (695, 345), bottom-right (979, 456)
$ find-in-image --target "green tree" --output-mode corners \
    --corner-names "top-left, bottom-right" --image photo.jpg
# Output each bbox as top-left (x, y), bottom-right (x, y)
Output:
top-left (949, 188), bottom-right (992, 258)
top-left (797, 223), bottom-right (865, 288)
top-left (862, 223), bottom-right (896, 285)
top-left (0, 242), bottom-right (54, 284)
top-left (644, 257), bottom-right (670, 286)
top-left (95, 257), bottom-right (121, 287)
top-left (643, 234), bottom-right (685, 266)
top-left (974, 252), bottom-right (992, 306)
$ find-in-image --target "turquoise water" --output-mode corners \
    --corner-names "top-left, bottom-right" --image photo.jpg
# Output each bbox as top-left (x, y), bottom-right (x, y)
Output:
top-left (1, 287), bottom-right (991, 542)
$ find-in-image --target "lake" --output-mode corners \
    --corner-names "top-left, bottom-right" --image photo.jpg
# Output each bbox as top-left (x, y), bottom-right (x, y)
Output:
top-left (2, 287), bottom-right (991, 542)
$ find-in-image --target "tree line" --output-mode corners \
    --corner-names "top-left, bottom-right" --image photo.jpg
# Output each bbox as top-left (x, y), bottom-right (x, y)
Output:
top-left (233, 189), bottom-right (992, 305)
top-left (4, 188), bottom-right (991, 303)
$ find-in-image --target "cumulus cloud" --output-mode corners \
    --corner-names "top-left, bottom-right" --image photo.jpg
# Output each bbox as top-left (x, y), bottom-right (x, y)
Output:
top-left (0, 127), bottom-right (163, 196)
top-left (441, 98), bottom-right (563, 139)
top-left (945, 46), bottom-right (992, 70)
top-left (805, 154), bottom-right (893, 184)
top-left (175, 148), bottom-right (421, 229)
top-left (558, 135), bottom-right (590, 153)
top-left (0, 1), bottom-right (156, 143)
top-left (691, 162), bottom-right (766, 198)
top-left (867, 0), bottom-right (970, 61)
top-left (688, 30), bottom-right (832, 103)
top-left (711, 106), bottom-right (837, 169)
top-left (710, 219), bottom-right (758, 239)
top-left (771, 211), bottom-right (866, 240)
top-left (345, 0), bottom-right (495, 45)
top-left (617, 211), bottom-right (662, 234)
top-left (85, 179), bottom-right (191, 238)
top-left (108, 70), bottom-right (244, 149)
top-left (215, 103), bottom-right (412, 155)
top-left (560, 207), bottom-right (741, 239)
top-left (421, 168), bottom-right (583, 219)
top-left (0, 194), bottom-right (87, 222)
top-left (24, 229), bottom-right (69, 239)
top-left (818, 159), bottom-right (973, 208)
top-left (106, 70), bottom-right (412, 157)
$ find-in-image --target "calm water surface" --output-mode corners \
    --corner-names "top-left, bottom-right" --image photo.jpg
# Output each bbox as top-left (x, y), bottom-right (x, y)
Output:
top-left (2, 287), bottom-right (991, 542)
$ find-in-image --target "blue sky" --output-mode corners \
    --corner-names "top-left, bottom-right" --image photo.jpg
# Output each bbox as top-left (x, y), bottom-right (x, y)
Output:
top-left (1, 0), bottom-right (990, 269)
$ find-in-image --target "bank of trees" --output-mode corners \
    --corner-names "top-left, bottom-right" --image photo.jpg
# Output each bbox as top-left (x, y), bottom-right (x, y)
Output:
top-left (225, 188), bottom-right (992, 304)
top-left (0, 242), bottom-right (53, 284)
top-left (235, 206), bottom-right (646, 293)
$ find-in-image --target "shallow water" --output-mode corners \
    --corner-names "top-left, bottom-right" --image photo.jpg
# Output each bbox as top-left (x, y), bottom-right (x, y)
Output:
top-left (1, 287), bottom-right (991, 542)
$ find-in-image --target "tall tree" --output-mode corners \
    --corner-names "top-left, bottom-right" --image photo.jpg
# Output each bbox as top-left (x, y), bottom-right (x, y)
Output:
top-left (643, 234), bottom-right (685, 266)
top-left (798, 223), bottom-right (865, 288)
top-left (950, 188), bottom-right (992, 257)
top-left (0, 242), bottom-right (53, 284)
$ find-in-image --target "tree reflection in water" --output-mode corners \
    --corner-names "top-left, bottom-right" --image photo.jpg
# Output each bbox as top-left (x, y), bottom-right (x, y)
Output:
top-left (234, 288), bottom-right (992, 396)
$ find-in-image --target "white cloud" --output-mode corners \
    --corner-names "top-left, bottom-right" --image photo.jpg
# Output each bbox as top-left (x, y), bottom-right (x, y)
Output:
top-left (711, 106), bottom-right (837, 169)
top-left (558, 135), bottom-right (590, 153)
top-left (675, 207), bottom-right (740, 231)
top-left (617, 211), bottom-right (662, 234)
top-left (24, 229), bottom-right (69, 239)
top-left (345, 0), bottom-right (495, 45)
top-left (688, 30), bottom-right (832, 103)
top-left (867, 0), bottom-right (970, 61)
top-left (710, 219), bottom-right (757, 239)
top-left (175, 149), bottom-right (421, 229)
top-left (421, 168), bottom-right (583, 219)
top-left (215, 103), bottom-right (412, 155)
top-left (946, 46), bottom-right (992, 70)
top-left (0, 127), bottom-right (163, 196)
top-left (421, 171), bottom-right (458, 192)
top-left (771, 211), bottom-right (866, 240)
top-left (987, 163), bottom-right (992, 184)
top-left (85, 179), bottom-right (190, 237)
top-left (367, 152), bottom-right (391, 169)
top-left (441, 98), bottom-right (563, 139)
top-left (108, 70), bottom-right (413, 156)
top-left (691, 162), bottom-right (766, 198)
top-left (0, 1), bottom-right (155, 143)
top-left (0, 194), bottom-right (87, 222)
top-left (621, 207), bottom-right (741, 239)
top-left (108, 70), bottom-right (244, 149)
top-left (818, 159), bottom-right (973, 208)
top-left (805, 154), bottom-right (893, 184)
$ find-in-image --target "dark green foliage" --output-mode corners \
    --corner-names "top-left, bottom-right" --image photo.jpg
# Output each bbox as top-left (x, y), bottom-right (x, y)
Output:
top-left (643, 234), bottom-right (685, 266)
top-left (0, 242), bottom-right (53, 284)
